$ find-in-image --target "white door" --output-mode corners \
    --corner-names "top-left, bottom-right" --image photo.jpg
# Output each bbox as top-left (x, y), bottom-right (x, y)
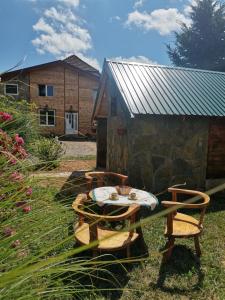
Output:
top-left (65, 112), bottom-right (78, 134)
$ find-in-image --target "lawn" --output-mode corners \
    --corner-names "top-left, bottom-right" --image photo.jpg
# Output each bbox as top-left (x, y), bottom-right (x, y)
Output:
top-left (2, 178), bottom-right (224, 300)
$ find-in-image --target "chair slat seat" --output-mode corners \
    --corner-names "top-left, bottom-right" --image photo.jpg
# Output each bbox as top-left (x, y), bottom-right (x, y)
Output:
top-left (75, 222), bottom-right (139, 250)
top-left (162, 188), bottom-right (210, 262)
top-left (72, 194), bottom-right (140, 257)
top-left (165, 213), bottom-right (202, 237)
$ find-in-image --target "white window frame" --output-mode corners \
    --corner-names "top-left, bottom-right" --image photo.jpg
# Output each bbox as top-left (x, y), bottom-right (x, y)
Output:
top-left (39, 109), bottom-right (56, 127)
top-left (38, 84), bottom-right (54, 97)
top-left (4, 83), bottom-right (18, 95)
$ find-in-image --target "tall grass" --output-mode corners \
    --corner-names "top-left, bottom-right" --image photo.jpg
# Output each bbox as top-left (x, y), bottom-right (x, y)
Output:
top-left (1, 95), bottom-right (224, 300)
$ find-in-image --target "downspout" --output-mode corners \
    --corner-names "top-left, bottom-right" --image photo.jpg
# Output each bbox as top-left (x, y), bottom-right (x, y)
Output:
top-left (78, 72), bottom-right (80, 135)
top-left (64, 67), bottom-right (66, 135)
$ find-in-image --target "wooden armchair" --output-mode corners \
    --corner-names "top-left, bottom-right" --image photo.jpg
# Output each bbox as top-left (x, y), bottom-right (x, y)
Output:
top-left (161, 188), bottom-right (210, 262)
top-left (85, 171), bottom-right (128, 191)
top-left (72, 194), bottom-right (140, 257)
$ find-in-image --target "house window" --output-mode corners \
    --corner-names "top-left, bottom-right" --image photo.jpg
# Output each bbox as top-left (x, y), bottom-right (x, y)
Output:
top-left (5, 84), bottom-right (18, 95)
top-left (111, 97), bottom-right (117, 116)
top-left (39, 109), bottom-right (55, 126)
top-left (38, 85), bottom-right (54, 96)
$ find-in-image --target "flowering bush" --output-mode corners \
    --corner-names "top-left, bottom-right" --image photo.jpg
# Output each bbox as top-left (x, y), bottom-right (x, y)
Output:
top-left (0, 110), bottom-right (33, 247)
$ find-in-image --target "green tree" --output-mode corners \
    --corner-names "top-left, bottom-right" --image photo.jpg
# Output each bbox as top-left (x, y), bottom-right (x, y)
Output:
top-left (167, 0), bottom-right (225, 71)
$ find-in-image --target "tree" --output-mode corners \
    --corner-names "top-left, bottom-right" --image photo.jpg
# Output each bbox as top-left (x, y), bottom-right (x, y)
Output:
top-left (167, 0), bottom-right (225, 71)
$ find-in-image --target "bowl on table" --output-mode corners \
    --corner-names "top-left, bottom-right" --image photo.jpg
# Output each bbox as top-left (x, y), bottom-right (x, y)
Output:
top-left (117, 186), bottom-right (132, 196)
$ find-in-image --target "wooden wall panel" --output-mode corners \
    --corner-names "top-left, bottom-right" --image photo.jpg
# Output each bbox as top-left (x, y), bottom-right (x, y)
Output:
top-left (78, 74), bottom-right (99, 135)
top-left (207, 118), bottom-right (225, 178)
top-left (65, 68), bottom-right (79, 111)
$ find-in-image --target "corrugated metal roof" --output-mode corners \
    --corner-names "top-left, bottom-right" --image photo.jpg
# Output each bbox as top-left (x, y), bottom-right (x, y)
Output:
top-left (106, 60), bottom-right (225, 117)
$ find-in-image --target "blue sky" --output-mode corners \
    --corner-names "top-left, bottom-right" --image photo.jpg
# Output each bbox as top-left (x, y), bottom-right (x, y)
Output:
top-left (0, 0), bottom-right (193, 71)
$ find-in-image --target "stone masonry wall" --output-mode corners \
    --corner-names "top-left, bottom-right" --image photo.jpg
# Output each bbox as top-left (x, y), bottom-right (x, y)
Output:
top-left (106, 95), bottom-right (129, 175)
top-left (127, 116), bottom-right (209, 193)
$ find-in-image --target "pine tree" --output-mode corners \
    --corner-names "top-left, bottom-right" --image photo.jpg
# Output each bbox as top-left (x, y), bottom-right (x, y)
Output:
top-left (167, 0), bottom-right (225, 71)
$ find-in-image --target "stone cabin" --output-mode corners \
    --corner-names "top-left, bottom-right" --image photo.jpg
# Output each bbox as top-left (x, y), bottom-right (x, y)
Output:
top-left (0, 55), bottom-right (100, 137)
top-left (92, 59), bottom-right (225, 192)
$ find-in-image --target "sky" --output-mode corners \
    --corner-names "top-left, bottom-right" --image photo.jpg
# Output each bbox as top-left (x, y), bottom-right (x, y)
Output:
top-left (0, 0), bottom-right (195, 71)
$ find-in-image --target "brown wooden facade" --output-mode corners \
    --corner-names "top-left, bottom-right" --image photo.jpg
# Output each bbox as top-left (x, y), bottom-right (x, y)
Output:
top-left (1, 56), bottom-right (100, 137)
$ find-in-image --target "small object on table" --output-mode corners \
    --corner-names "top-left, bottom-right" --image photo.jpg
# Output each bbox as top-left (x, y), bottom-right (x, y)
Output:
top-left (118, 185), bottom-right (131, 195)
top-left (128, 192), bottom-right (137, 200)
top-left (110, 192), bottom-right (119, 200)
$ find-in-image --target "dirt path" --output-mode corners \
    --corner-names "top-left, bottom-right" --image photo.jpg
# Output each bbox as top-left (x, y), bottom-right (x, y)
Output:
top-left (61, 141), bottom-right (96, 158)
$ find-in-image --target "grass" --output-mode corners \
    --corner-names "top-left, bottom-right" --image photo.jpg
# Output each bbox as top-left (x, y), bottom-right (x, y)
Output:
top-left (2, 176), bottom-right (224, 300)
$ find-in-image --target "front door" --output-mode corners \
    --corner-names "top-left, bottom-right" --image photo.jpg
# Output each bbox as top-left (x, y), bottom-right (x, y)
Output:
top-left (65, 112), bottom-right (78, 135)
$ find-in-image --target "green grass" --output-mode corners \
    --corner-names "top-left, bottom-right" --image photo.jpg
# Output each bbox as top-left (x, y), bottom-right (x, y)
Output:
top-left (1, 180), bottom-right (225, 299)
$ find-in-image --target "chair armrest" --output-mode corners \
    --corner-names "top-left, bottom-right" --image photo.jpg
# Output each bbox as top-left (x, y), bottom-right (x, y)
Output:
top-left (161, 200), bottom-right (208, 209)
top-left (167, 188), bottom-right (210, 206)
top-left (72, 194), bottom-right (140, 222)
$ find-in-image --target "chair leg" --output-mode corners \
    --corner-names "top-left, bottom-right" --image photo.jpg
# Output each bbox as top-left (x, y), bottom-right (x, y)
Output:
top-left (93, 249), bottom-right (98, 257)
top-left (126, 245), bottom-right (131, 258)
top-left (163, 237), bottom-right (175, 263)
top-left (194, 236), bottom-right (201, 257)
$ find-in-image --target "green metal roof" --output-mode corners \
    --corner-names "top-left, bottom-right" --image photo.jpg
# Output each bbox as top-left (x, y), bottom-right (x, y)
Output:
top-left (106, 60), bottom-right (225, 117)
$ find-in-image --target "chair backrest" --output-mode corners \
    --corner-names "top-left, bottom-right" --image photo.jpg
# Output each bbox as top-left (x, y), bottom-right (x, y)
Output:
top-left (162, 188), bottom-right (210, 233)
top-left (72, 194), bottom-right (139, 242)
top-left (85, 171), bottom-right (128, 190)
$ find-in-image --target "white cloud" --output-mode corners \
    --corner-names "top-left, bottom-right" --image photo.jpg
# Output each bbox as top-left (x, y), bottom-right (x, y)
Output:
top-left (126, 8), bottom-right (191, 35)
top-left (57, 0), bottom-right (79, 7)
top-left (44, 7), bottom-right (76, 23)
top-left (111, 55), bottom-right (157, 65)
top-left (32, 4), bottom-right (100, 69)
top-left (109, 16), bottom-right (121, 22)
top-left (133, 0), bottom-right (145, 9)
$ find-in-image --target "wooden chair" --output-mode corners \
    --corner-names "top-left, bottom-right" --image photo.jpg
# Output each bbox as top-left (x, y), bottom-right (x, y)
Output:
top-left (72, 194), bottom-right (140, 257)
top-left (161, 188), bottom-right (210, 262)
top-left (85, 171), bottom-right (128, 191)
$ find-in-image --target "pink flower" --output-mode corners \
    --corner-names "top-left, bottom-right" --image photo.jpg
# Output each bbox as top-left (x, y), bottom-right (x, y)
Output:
top-left (10, 171), bottom-right (24, 181)
top-left (11, 240), bottom-right (21, 248)
top-left (9, 158), bottom-right (17, 165)
top-left (12, 145), bottom-right (27, 159)
top-left (3, 227), bottom-right (16, 237)
top-left (23, 205), bottom-right (31, 213)
top-left (26, 187), bottom-right (32, 196)
top-left (15, 134), bottom-right (24, 146)
top-left (0, 112), bottom-right (13, 122)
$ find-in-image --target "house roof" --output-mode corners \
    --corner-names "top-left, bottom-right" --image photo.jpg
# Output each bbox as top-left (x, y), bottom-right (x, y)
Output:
top-left (64, 55), bottom-right (100, 77)
top-left (1, 55), bottom-right (100, 79)
top-left (103, 59), bottom-right (225, 117)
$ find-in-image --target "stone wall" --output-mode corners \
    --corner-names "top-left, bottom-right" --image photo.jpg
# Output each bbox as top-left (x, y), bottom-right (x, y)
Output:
top-left (106, 94), bottom-right (129, 175)
top-left (127, 116), bottom-right (209, 192)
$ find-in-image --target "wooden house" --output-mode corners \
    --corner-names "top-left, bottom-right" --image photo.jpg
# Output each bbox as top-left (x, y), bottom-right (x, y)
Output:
top-left (93, 59), bottom-right (225, 192)
top-left (0, 55), bottom-right (100, 137)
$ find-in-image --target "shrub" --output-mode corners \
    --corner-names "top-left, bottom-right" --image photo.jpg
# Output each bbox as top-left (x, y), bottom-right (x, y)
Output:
top-left (31, 137), bottom-right (65, 169)
top-left (0, 96), bottom-right (39, 146)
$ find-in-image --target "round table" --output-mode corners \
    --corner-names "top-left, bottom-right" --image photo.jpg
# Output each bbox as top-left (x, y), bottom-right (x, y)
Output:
top-left (89, 186), bottom-right (158, 211)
